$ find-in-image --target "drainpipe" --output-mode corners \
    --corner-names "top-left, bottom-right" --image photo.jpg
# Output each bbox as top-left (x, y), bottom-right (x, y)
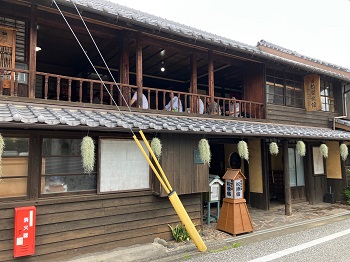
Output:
top-left (333, 84), bottom-right (350, 130)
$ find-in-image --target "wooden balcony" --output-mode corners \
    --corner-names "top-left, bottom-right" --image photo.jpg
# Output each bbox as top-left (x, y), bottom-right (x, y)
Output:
top-left (0, 67), bottom-right (265, 119)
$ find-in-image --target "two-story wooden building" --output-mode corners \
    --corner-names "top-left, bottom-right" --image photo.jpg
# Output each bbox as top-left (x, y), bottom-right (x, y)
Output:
top-left (1, 0), bottom-right (350, 261)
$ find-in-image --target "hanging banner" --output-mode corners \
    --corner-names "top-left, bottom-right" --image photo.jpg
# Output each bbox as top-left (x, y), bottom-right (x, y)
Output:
top-left (304, 74), bottom-right (321, 111)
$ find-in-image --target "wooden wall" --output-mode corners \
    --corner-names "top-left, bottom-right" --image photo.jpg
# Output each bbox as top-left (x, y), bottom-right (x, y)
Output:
top-left (154, 133), bottom-right (209, 197)
top-left (0, 192), bottom-right (201, 262)
top-left (244, 62), bottom-right (265, 104)
top-left (266, 104), bottom-right (338, 128)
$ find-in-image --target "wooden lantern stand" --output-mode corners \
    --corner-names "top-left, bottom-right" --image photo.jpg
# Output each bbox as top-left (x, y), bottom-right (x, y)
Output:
top-left (216, 169), bottom-right (253, 236)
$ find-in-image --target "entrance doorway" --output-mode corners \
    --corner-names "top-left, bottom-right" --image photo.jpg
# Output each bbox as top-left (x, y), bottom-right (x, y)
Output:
top-left (268, 144), bottom-right (306, 207)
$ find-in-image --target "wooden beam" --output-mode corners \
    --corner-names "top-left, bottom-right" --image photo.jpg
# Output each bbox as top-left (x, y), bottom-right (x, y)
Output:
top-left (208, 50), bottom-right (214, 114)
top-left (283, 140), bottom-right (292, 216)
top-left (28, 4), bottom-right (38, 98)
top-left (136, 33), bottom-right (143, 108)
top-left (141, 33), bottom-right (207, 57)
top-left (119, 33), bottom-right (130, 106)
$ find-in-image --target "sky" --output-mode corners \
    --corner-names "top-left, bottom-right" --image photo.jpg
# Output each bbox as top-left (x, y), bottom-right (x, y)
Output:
top-left (108, 0), bottom-right (350, 69)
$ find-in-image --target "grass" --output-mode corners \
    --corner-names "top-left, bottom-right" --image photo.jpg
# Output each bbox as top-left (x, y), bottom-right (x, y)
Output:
top-left (208, 242), bottom-right (240, 253)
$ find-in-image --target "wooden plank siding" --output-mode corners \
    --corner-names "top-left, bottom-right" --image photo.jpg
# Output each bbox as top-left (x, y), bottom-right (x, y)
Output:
top-left (266, 104), bottom-right (338, 128)
top-left (154, 133), bottom-right (209, 197)
top-left (0, 193), bottom-right (201, 261)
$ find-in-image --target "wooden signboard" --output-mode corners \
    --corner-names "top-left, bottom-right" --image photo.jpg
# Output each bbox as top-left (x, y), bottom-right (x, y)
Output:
top-left (0, 26), bottom-right (16, 91)
top-left (304, 74), bottom-right (321, 111)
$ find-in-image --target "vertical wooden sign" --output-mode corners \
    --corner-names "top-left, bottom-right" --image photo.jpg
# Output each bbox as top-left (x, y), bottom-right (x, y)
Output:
top-left (304, 74), bottom-right (321, 111)
top-left (0, 26), bottom-right (16, 91)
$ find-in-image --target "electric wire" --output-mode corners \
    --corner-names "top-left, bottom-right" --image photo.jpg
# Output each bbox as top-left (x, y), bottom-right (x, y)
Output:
top-left (52, 0), bottom-right (136, 136)
top-left (52, 1), bottom-right (206, 251)
top-left (69, 0), bottom-right (173, 192)
top-left (53, 0), bottom-right (171, 191)
top-left (70, 0), bottom-right (132, 114)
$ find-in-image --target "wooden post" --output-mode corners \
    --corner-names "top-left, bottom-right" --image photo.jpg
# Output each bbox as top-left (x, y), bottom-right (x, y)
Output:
top-left (208, 50), bottom-right (214, 114)
top-left (261, 139), bottom-right (270, 211)
top-left (190, 53), bottom-right (198, 113)
top-left (306, 142), bottom-right (315, 204)
top-left (136, 33), bottom-right (143, 108)
top-left (28, 133), bottom-right (41, 200)
top-left (119, 33), bottom-right (130, 106)
top-left (283, 140), bottom-right (292, 215)
top-left (28, 4), bottom-right (37, 98)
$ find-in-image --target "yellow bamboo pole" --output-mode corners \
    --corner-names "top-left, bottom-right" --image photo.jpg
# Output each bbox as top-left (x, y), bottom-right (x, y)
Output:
top-left (132, 135), bottom-right (170, 194)
top-left (168, 191), bottom-right (207, 252)
top-left (139, 130), bottom-right (172, 191)
top-left (133, 133), bottom-right (207, 252)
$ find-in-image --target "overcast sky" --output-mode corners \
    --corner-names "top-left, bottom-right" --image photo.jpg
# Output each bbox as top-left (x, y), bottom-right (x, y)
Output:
top-left (108, 0), bottom-right (350, 69)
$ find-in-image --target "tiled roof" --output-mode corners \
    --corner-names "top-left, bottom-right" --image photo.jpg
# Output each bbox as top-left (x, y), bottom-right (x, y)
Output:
top-left (258, 40), bottom-right (350, 73)
top-left (336, 118), bottom-right (350, 127)
top-left (54, 0), bottom-right (350, 82)
top-left (1, 102), bottom-right (350, 140)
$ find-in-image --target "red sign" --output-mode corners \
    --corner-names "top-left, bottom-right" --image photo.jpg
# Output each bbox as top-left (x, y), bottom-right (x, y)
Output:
top-left (14, 206), bottom-right (36, 258)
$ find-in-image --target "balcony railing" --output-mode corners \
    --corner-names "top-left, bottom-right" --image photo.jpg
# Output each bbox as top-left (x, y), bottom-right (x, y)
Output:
top-left (0, 68), bottom-right (265, 119)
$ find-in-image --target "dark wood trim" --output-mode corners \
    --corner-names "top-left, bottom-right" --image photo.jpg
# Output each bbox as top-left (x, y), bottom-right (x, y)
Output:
top-left (28, 4), bottom-right (37, 98)
top-left (208, 50), bottom-right (214, 114)
top-left (28, 133), bottom-right (41, 200)
top-left (136, 32), bottom-right (143, 108)
top-left (283, 140), bottom-right (292, 215)
top-left (262, 139), bottom-right (269, 210)
top-left (0, 189), bottom-right (155, 209)
top-left (190, 53), bottom-right (197, 113)
top-left (141, 33), bottom-right (208, 57)
top-left (119, 33), bottom-right (130, 106)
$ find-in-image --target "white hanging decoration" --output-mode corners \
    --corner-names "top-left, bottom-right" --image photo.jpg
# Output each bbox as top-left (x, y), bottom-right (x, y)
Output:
top-left (0, 134), bottom-right (5, 183)
top-left (319, 143), bottom-right (328, 158)
top-left (269, 142), bottom-right (279, 155)
top-left (198, 138), bottom-right (211, 166)
top-left (340, 143), bottom-right (348, 161)
top-left (296, 141), bottom-right (306, 157)
top-left (81, 136), bottom-right (95, 174)
top-left (237, 140), bottom-right (249, 161)
top-left (151, 137), bottom-right (162, 159)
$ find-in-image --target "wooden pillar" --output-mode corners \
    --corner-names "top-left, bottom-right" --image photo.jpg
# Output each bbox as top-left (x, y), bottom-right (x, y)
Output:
top-left (190, 53), bottom-right (198, 113)
top-left (261, 139), bottom-right (270, 211)
top-left (136, 33), bottom-right (143, 108)
top-left (28, 133), bottom-right (41, 200)
top-left (28, 4), bottom-right (37, 98)
top-left (305, 143), bottom-right (314, 204)
top-left (283, 140), bottom-right (292, 215)
top-left (208, 50), bottom-right (214, 114)
top-left (119, 33), bottom-right (129, 106)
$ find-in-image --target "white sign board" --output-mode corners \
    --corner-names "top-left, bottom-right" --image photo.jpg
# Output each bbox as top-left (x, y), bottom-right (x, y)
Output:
top-left (225, 179), bottom-right (233, 199)
top-left (234, 180), bottom-right (243, 199)
top-left (312, 147), bottom-right (324, 175)
top-left (99, 139), bottom-right (149, 192)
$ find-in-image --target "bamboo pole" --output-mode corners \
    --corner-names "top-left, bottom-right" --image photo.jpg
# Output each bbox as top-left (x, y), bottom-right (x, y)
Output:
top-left (133, 132), bottom-right (207, 252)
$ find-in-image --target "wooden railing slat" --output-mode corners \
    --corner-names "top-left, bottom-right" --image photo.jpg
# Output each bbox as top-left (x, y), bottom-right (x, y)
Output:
top-left (0, 67), bottom-right (265, 119)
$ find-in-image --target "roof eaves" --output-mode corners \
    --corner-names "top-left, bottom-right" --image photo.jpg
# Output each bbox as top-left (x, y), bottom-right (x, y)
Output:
top-left (258, 39), bottom-right (350, 73)
top-left (57, 0), bottom-right (350, 82)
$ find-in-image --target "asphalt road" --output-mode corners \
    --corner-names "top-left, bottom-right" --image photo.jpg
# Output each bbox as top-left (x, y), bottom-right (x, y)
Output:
top-left (189, 215), bottom-right (350, 262)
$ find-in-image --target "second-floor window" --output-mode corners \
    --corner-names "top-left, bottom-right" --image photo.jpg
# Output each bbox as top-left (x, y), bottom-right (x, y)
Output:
top-left (266, 68), bottom-right (304, 108)
top-left (320, 80), bottom-right (335, 112)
